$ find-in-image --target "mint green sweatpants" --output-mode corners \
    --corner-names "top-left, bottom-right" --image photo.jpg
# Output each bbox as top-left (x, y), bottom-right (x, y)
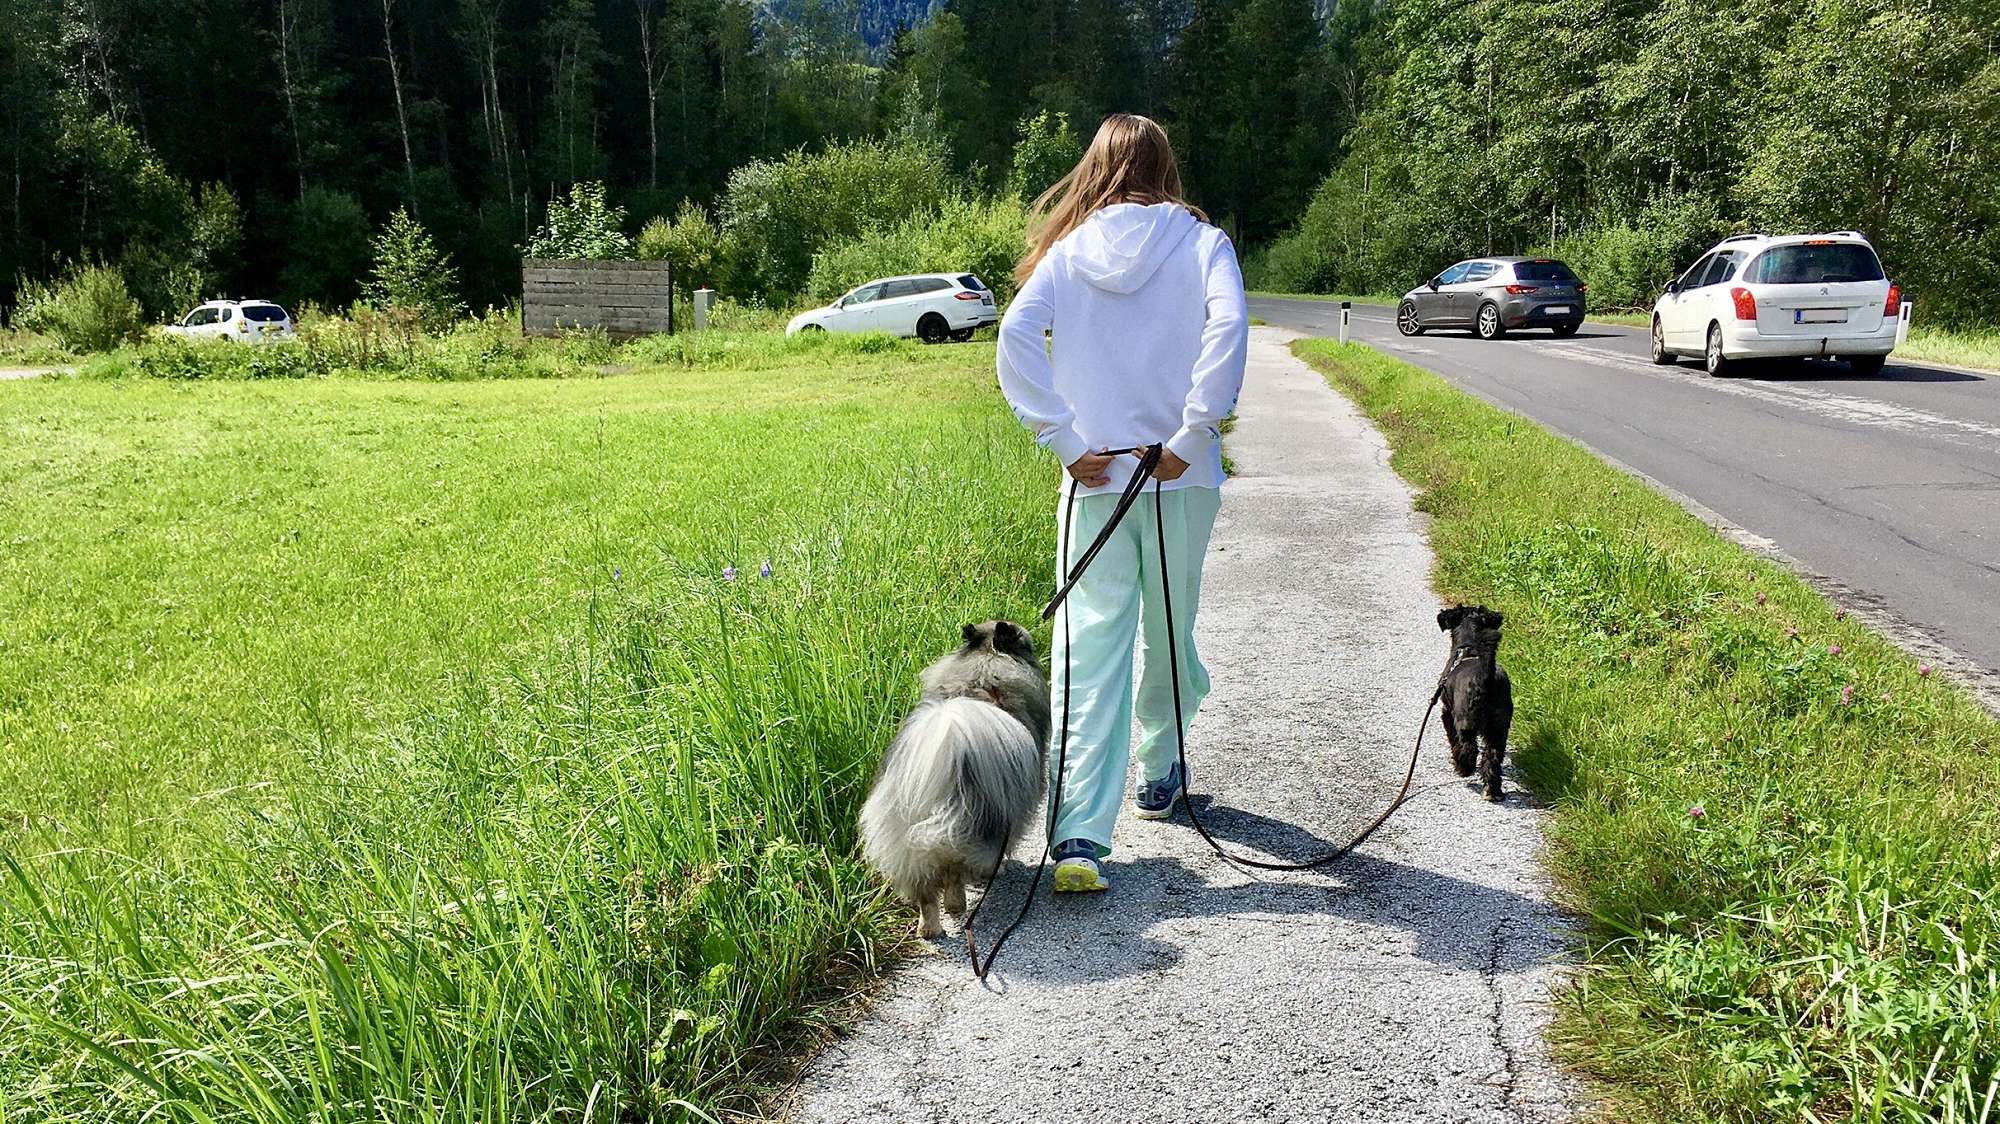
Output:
top-left (1047, 483), bottom-right (1223, 854)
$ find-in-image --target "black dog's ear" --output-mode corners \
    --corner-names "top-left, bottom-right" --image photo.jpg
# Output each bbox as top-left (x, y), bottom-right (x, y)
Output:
top-left (994, 620), bottom-right (1037, 660)
top-left (1480, 609), bottom-right (1505, 629)
top-left (962, 621), bottom-right (984, 646)
top-left (1437, 606), bottom-right (1466, 631)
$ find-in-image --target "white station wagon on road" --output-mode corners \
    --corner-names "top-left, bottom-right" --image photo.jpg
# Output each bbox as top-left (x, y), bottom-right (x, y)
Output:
top-left (164, 300), bottom-right (297, 344)
top-left (786, 273), bottom-right (998, 342)
top-left (1651, 232), bottom-right (1910, 377)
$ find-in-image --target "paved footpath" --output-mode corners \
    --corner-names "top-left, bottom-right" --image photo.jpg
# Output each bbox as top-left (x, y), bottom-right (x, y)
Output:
top-left (785, 328), bottom-right (1579, 1123)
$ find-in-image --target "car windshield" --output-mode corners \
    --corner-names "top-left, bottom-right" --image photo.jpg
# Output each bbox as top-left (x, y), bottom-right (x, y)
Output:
top-left (240, 304), bottom-right (288, 322)
top-left (1747, 243), bottom-right (1884, 284)
top-left (1512, 261), bottom-right (1576, 282)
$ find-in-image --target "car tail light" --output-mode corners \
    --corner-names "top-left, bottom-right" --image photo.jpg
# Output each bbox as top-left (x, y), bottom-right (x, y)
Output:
top-left (954, 291), bottom-right (981, 301)
top-left (1577, 282), bottom-right (1588, 294)
top-left (1504, 284), bottom-right (1538, 295)
top-left (1731, 286), bottom-right (1757, 320)
top-left (1883, 282), bottom-right (1900, 316)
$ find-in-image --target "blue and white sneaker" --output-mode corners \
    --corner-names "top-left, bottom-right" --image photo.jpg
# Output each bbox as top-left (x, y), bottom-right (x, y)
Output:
top-left (1134, 761), bottom-right (1187, 820)
top-left (1051, 838), bottom-right (1109, 892)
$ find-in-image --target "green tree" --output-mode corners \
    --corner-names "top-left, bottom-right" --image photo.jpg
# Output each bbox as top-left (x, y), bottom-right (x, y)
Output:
top-left (637, 201), bottom-right (727, 290)
top-left (366, 207), bottom-right (463, 329)
top-left (1006, 109), bottom-right (1082, 201)
top-left (280, 187), bottom-right (373, 308)
top-left (526, 181), bottom-right (633, 259)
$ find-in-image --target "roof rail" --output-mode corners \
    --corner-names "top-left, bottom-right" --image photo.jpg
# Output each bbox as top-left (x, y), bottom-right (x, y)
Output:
top-left (1828, 230), bottom-right (1866, 239)
top-left (1719, 233), bottom-right (1763, 244)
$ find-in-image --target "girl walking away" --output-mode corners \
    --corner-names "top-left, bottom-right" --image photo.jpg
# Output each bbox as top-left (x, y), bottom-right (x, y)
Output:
top-left (997, 113), bottom-right (1248, 893)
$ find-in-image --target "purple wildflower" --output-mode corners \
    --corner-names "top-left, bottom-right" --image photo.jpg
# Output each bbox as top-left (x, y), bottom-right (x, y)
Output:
top-left (1689, 804), bottom-right (1706, 819)
top-left (759, 560), bottom-right (773, 579)
top-left (722, 565), bottom-right (737, 582)
top-left (1828, 643), bottom-right (1842, 655)
top-left (1918, 663), bottom-right (1933, 678)
top-left (1834, 607), bottom-right (1848, 620)
top-left (1785, 626), bottom-right (1799, 639)
top-left (612, 567), bottom-right (622, 582)
top-left (1755, 591), bottom-right (1767, 605)
top-left (1840, 684), bottom-right (1856, 705)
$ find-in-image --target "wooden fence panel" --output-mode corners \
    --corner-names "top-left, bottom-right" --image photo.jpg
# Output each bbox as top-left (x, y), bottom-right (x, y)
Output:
top-left (521, 258), bottom-right (672, 339)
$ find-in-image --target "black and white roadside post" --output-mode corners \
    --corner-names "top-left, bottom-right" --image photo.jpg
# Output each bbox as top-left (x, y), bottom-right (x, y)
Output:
top-left (1339, 300), bottom-right (1352, 345)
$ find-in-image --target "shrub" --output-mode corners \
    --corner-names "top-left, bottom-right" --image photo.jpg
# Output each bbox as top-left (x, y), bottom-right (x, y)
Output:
top-left (366, 209), bottom-right (465, 332)
top-left (526, 181), bottom-right (632, 260)
top-left (282, 188), bottom-right (373, 308)
top-left (720, 139), bottom-right (952, 298)
top-left (637, 201), bottom-right (728, 291)
top-left (806, 195), bottom-right (1027, 305)
top-left (1549, 196), bottom-right (1730, 310)
top-left (12, 262), bottom-right (145, 352)
top-left (1007, 110), bottom-right (1082, 202)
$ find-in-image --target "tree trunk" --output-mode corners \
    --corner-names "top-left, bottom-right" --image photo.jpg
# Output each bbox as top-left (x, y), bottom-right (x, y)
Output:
top-left (276, 0), bottom-right (308, 196)
top-left (381, 0), bottom-right (417, 204)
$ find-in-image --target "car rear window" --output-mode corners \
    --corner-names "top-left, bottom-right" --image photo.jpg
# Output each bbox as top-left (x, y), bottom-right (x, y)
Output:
top-left (240, 304), bottom-right (289, 322)
top-left (1746, 243), bottom-right (1884, 284)
top-left (957, 274), bottom-right (988, 292)
top-left (1511, 260), bottom-right (1577, 282)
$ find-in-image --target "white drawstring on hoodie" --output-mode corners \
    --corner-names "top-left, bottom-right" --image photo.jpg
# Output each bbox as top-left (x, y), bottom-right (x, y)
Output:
top-left (997, 201), bottom-right (1249, 496)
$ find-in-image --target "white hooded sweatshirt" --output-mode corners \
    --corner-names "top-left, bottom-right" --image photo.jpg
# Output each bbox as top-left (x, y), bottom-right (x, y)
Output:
top-left (997, 202), bottom-right (1249, 496)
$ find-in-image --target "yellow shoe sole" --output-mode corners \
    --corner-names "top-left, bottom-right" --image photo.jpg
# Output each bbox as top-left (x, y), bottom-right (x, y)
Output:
top-left (1053, 858), bottom-right (1109, 893)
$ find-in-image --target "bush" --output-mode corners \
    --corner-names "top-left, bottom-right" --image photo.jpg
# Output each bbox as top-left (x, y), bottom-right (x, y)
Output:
top-left (1549, 196), bottom-right (1731, 310)
top-left (11, 262), bottom-right (145, 353)
top-left (637, 201), bottom-right (728, 292)
top-left (720, 139), bottom-right (952, 298)
top-left (366, 209), bottom-right (465, 332)
top-left (1007, 110), bottom-right (1082, 202)
top-left (526, 181), bottom-right (632, 260)
top-left (282, 188), bottom-right (373, 309)
top-left (806, 195), bottom-right (1027, 305)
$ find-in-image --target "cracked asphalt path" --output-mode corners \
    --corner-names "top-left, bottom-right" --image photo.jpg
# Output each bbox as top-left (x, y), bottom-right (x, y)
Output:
top-left (784, 328), bottom-right (1578, 1122)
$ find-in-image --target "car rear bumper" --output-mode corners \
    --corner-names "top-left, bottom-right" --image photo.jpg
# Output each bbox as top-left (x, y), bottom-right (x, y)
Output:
top-left (1500, 299), bottom-right (1585, 328)
top-left (1722, 320), bottom-right (1897, 358)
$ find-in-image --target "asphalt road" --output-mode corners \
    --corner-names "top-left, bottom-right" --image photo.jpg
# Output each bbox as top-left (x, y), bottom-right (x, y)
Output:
top-left (785, 331), bottom-right (1576, 1122)
top-left (1251, 297), bottom-right (2000, 697)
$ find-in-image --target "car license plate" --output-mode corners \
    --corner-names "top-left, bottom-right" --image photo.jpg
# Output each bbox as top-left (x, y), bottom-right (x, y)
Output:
top-left (1544, 305), bottom-right (1570, 315)
top-left (1795, 308), bottom-right (1848, 324)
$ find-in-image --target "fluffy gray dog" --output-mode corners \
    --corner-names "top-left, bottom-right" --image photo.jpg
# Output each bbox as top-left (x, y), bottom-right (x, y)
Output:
top-left (1437, 605), bottom-right (1514, 802)
top-left (860, 620), bottom-right (1051, 936)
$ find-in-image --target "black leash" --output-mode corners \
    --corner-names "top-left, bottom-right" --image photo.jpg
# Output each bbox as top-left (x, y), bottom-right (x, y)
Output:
top-left (964, 443), bottom-right (1441, 978)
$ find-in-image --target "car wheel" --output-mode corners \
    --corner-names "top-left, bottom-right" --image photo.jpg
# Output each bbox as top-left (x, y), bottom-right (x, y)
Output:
top-left (801, 323), bottom-right (825, 332)
top-left (1704, 323), bottom-right (1732, 377)
top-left (1396, 300), bottom-right (1423, 336)
top-left (949, 328), bottom-right (975, 343)
top-left (1475, 302), bottom-right (1504, 340)
top-left (1650, 317), bottom-right (1676, 365)
top-left (1551, 322), bottom-right (1579, 337)
top-left (917, 313), bottom-right (950, 344)
top-left (1847, 354), bottom-right (1886, 376)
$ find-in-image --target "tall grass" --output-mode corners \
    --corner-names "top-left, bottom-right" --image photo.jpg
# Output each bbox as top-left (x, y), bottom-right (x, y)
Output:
top-left (1297, 339), bottom-right (2000, 1122)
top-left (0, 342), bottom-right (1051, 1119)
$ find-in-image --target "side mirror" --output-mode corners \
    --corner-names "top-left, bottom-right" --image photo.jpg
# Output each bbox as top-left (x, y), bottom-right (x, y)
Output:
top-left (1426, 277), bottom-right (1440, 291)
top-left (1663, 279), bottom-right (1680, 295)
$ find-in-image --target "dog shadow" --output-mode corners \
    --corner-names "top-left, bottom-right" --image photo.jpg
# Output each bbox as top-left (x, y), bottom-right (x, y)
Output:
top-left (954, 795), bottom-right (1565, 990)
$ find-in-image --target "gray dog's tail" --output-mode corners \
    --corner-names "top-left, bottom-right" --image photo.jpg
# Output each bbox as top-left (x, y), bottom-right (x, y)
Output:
top-left (860, 698), bottom-right (1041, 897)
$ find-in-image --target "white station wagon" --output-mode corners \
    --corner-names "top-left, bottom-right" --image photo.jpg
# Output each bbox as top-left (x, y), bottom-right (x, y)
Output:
top-left (165, 300), bottom-right (297, 344)
top-left (787, 273), bottom-right (998, 342)
top-left (1651, 232), bottom-right (1909, 376)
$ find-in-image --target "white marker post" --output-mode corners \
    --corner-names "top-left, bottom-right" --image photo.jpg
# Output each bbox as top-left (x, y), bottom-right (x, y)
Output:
top-left (694, 287), bottom-right (715, 332)
top-left (1339, 301), bottom-right (1352, 345)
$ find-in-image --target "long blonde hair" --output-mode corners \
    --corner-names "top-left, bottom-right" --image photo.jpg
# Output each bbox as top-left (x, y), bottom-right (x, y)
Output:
top-left (1015, 113), bottom-right (1205, 284)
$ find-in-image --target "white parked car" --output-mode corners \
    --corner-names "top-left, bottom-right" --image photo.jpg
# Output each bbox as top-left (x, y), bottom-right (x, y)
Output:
top-left (786, 273), bottom-right (997, 342)
top-left (1651, 232), bottom-right (1909, 376)
top-left (165, 300), bottom-right (296, 344)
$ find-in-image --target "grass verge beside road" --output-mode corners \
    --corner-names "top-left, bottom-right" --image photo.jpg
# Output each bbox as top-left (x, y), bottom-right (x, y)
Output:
top-left (0, 335), bottom-right (1049, 1120)
top-left (1296, 339), bottom-right (2000, 1122)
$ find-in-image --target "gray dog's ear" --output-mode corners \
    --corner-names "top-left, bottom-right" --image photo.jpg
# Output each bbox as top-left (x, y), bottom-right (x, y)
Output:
top-left (962, 621), bottom-right (984, 646)
top-left (1437, 606), bottom-right (1465, 630)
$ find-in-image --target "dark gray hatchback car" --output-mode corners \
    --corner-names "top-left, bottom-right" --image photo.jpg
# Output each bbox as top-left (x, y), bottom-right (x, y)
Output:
top-left (1397, 257), bottom-right (1586, 339)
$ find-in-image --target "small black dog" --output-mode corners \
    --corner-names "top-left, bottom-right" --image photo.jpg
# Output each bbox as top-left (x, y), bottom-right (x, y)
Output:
top-left (1436, 605), bottom-right (1513, 801)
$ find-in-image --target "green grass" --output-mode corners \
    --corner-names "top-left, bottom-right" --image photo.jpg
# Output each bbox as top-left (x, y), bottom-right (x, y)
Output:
top-left (1898, 326), bottom-right (2000, 372)
top-left (0, 333), bottom-right (1051, 1120)
top-left (1246, 289), bottom-right (1400, 306)
top-left (1295, 339), bottom-right (2000, 1122)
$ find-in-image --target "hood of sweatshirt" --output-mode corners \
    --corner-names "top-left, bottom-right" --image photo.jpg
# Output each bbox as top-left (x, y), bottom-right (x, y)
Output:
top-left (1065, 202), bottom-right (1200, 295)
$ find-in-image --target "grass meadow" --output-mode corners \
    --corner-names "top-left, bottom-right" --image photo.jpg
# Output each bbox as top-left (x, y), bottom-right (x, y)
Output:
top-left (1297, 340), bottom-right (2000, 1122)
top-left (0, 332), bottom-right (1050, 1120)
